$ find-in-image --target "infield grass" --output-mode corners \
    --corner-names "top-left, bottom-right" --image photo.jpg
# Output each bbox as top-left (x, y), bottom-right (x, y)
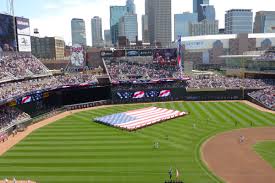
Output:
top-left (254, 141), bottom-right (275, 168)
top-left (0, 102), bottom-right (274, 183)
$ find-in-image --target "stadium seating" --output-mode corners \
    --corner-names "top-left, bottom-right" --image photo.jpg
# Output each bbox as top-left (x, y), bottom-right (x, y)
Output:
top-left (0, 106), bottom-right (31, 133)
top-left (248, 87), bottom-right (275, 110)
top-left (0, 53), bottom-right (51, 82)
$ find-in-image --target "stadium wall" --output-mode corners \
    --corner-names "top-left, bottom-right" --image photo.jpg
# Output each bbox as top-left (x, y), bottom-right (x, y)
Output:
top-left (111, 87), bottom-right (258, 104)
top-left (10, 86), bottom-right (259, 118)
top-left (15, 86), bottom-right (111, 117)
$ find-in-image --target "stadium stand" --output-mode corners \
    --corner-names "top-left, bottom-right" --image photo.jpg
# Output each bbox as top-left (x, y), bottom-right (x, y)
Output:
top-left (248, 87), bottom-right (275, 110)
top-left (186, 76), bottom-right (272, 89)
top-left (0, 74), bottom-right (98, 103)
top-left (0, 53), bottom-right (51, 83)
top-left (105, 59), bottom-right (181, 81)
top-left (0, 106), bottom-right (31, 133)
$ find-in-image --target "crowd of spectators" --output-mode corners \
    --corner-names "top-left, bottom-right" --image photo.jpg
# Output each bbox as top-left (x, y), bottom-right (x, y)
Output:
top-left (186, 76), bottom-right (273, 89)
top-left (248, 87), bottom-right (275, 110)
top-left (112, 82), bottom-right (187, 91)
top-left (0, 106), bottom-right (31, 132)
top-left (255, 52), bottom-right (275, 61)
top-left (0, 53), bottom-right (50, 82)
top-left (0, 74), bottom-right (98, 102)
top-left (105, 60), bottom-right (179, 81)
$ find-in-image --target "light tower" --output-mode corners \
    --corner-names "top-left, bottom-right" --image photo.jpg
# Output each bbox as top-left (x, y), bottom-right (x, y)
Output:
top-left (6, 0), bottom-right (14, 15)
top-left (6, 0), bottom-right (18, 52)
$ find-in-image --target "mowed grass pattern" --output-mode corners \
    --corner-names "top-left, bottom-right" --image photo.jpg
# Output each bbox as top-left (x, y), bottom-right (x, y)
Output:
top-left (0, 102), bottom-right (274, 183)
top-left (254, 141), bottom-right (275, 168)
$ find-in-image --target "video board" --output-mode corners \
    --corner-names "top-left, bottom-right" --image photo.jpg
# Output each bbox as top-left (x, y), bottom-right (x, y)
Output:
top-left (0, 14), bottom-right (16, 51)
top-left (153, 48), bottom-right (177, 63)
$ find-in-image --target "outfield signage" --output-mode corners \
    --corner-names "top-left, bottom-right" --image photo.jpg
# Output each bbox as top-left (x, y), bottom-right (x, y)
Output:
top-left (101, 49), bottom-right (154, 58)
top-left (16, 17), bottom-right (30, 35)
top-left (18, 35), bottom-right (31, 52)
top-left (117, 90), bottom-right (171, 99)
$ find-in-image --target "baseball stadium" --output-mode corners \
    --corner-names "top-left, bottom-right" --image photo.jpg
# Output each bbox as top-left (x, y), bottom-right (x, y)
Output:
top-left (0, 5), bottom-right (275, 183)
top-left (0, 43), bottom-right (274, 183)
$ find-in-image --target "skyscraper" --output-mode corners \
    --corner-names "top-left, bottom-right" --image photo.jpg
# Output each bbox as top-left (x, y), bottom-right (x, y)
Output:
top-left (91, 16), bottom-right (103, 47)
top-left (145, 0), bottom-right (172, 46)
top-left (254, 11), bottom-right (275, 33)
top-left (189, 19), bottom-right (219, 36)
top-left (104, 30), bottom-right (112, 47)
top-left (142, 15), bottom-right (149, 43)
top-left (225, 9), bottom-right (253, 34)
top-left (193, 0), bottom-right (209, 21)
top-left (71, 18), bottom-right (87, 46)
top-left (110, 6), bottom-right (127, 45)
top-left (119, 14), bottom-right (138, 43)
top-left (201, 5), bottom-right (216, 21)
top-left (174, 12), bottom-right (198, 40)
top-left (126, 0), bottom-right (136, 14)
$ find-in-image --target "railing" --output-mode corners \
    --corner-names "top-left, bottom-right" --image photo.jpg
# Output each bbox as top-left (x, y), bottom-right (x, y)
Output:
top-left (64, 100), bottom-right (110, 110)
top-left (0, 117), bottom-right (32, 134)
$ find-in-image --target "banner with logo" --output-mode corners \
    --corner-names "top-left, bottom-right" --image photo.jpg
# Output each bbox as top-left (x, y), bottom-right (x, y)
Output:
top-left (116, 90), bottom-right (172, 99)
top-left (16, 17), bottom-right (30, 35)
top-left (126, 50), bottom-right (139, 57)
top-left (18, 35), bottom-right (31, 52)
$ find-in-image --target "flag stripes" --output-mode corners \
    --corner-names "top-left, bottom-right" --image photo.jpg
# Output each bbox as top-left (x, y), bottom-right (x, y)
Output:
top-left (95, 107), bottom-right (187, 131)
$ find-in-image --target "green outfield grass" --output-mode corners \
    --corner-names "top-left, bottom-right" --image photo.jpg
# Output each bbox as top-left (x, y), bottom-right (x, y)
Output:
top-left (0, 102), bottom-right (274, 183)
top-left (254, 141), bottom-right (275, 168)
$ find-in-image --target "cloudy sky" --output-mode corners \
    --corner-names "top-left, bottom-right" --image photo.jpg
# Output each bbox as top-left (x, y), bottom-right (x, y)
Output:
top-left (0, 0), bottom-right (274, 45)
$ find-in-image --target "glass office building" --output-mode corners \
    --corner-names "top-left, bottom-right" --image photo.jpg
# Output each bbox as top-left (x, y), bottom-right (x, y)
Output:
top-left (174, 12), bottom-right (198, 40)
top-left (225, 9), bottom-right (253, 34)
top-left (254, 11), bottom-right (275, 33)
top-left (71, 18), bottom-right (87, 46)
top-left (110, 6), bottom-right (127, 45)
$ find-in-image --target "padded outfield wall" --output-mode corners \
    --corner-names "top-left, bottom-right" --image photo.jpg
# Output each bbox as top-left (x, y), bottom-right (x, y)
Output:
top-left (14, 86), bottom-right (111, 117)
top-left (111, 87), bottom-right (258, 104)
top-left (12, 85), bottom-right (259, 117)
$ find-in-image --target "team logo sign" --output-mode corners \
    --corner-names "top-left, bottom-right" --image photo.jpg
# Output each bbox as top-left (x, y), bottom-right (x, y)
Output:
top-left (71, 44), bottom-right (84, 67)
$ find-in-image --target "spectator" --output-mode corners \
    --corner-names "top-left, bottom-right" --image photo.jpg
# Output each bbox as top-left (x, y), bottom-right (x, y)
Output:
top-left (0, 106), bottom-right (31, 132)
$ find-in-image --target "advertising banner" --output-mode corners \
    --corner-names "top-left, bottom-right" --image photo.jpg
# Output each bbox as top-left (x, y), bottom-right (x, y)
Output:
top-left (18, 35), bottom-right (31, 52)
top-left (117, 90), bottom-right (172, 99)
top-left (16, 17), bottom-right (30, 35)
top-left (126, 50), bottom-right (139, 57)
top-left (113, 50), bottom-right (125, 57)
top-left (100, 50), bottom-right (114, 58)
top-left (139, 49), bottom-right (153, 56)
top-left (71, 44), bottom-right (85, 67)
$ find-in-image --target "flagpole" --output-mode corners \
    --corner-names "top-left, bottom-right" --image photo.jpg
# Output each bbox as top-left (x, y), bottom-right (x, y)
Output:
top-left (177, 35), bottom-right (183, 79)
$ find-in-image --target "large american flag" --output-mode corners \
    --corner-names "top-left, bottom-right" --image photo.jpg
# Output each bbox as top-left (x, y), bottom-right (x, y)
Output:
top-left (95, 107), bottom-right (186, 131)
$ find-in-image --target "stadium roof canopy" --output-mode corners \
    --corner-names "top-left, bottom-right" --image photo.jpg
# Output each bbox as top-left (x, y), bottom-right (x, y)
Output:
top-left (219, 55), bottom-right (261, 58)
top-left (181, 33), bottom-right (275, 41)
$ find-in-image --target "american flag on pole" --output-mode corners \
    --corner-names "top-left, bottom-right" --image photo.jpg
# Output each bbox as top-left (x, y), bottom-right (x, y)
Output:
top-left (177, 35), bottom-right (182, 67)
top-left (177, 35), bottom-right (183, 79)
top-left (94, 107), bottom-right (187, 131)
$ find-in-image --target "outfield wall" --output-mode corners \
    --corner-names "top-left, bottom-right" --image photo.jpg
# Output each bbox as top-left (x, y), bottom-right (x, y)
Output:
top-left (14, 86), bottom-right (111, 117)
top-left (10, 85), bottom-right (260, 117)
top-left (111, 87), bottom-right (257, 104)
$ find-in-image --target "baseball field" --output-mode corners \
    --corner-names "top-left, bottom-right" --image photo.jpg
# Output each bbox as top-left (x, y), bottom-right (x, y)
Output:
top-left (0, 101), bottom-right (274, 183)
top-left (254, 141), bottom-right (275, 168)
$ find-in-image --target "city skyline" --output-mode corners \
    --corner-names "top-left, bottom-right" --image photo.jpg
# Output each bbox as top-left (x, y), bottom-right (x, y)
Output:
top-left (1, 0), bottom-right (274, 45)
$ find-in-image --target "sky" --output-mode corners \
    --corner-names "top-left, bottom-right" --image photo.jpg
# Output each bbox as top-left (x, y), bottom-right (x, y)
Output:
top-left (1, 0), bottom-right (275, 45)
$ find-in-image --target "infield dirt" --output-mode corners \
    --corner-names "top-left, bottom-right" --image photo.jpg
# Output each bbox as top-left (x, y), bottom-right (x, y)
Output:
top-left (202, 127), bottom-right (275, 183)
